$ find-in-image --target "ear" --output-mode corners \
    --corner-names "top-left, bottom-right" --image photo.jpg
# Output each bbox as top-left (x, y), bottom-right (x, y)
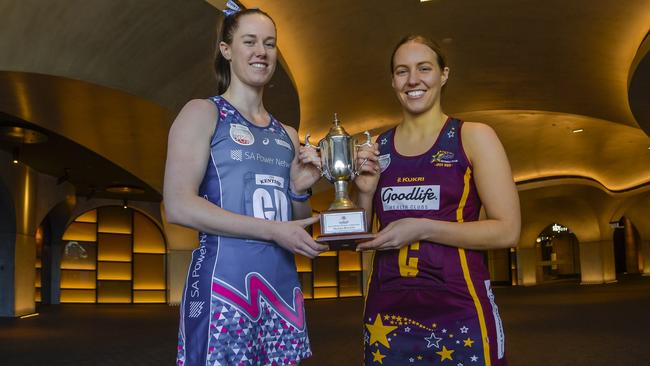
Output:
top-left (219, 41), bottom-right (231, 61)
top-left (441, 67), bottom-right (450, 86)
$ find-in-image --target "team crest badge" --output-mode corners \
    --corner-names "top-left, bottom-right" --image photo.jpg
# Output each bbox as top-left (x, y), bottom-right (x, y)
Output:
top-left (230, 124), bottom-right (255, 146)
top-left (430, 150), bottom-right (458, 164)
top-left (378, 154), bottom-right (391, 172)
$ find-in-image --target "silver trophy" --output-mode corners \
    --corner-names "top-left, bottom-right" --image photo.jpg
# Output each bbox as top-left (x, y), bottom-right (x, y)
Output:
top-left (305, 113), bottom-right (375, 249)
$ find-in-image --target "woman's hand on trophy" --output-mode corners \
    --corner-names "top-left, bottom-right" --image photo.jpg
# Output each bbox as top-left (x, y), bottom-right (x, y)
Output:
top-left (354, 142), bottom-right (380, 194)
top-left (271, 215), bottom-right (329, 258)
top-left (290, 144), bottom-right (322, 193)
top-left (356, 218), bottom-right (424, 251)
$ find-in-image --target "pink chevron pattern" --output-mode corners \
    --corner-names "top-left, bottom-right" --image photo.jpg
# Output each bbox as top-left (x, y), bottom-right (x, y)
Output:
top-left (212, 273), bottom-right (305, 330)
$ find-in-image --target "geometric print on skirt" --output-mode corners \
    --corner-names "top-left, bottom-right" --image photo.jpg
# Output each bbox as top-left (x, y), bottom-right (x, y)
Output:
top-left (206, 299), bottom-right (312, 366)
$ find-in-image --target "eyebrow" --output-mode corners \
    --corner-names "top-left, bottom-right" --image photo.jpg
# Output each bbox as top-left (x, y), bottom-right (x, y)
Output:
top-left (240, 34), bottom-right (276, 42)
top-left (394, 61), bottom-right (434, 69)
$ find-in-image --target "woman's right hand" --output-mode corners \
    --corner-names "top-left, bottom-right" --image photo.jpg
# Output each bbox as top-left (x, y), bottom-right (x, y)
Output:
top-left (354, 142), bottom-right (381, 195)
top-left (270, 215), bottom-right (329, 259)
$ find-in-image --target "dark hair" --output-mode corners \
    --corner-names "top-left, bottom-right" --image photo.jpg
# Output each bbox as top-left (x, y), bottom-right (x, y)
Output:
top-left (214, 8), bottom-right (276, 94)
top-left (390, 35), bottom-right (447, 73)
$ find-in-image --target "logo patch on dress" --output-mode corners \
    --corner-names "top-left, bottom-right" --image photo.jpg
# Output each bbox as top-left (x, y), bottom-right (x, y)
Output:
top-left (230, 124), bottom-right (255, 146)
top-left (255, 174), bottom-right (285, 188)
top-left (378, 154), bottom-right (391, 172)
top-left (188, 301), bottom-right (204, 318)
top-left (380, 185), bottom-right (440, 211)
top-left (275, 138), bottom-right (292, 150)
top-left (430, 150), bottom-right (459, 167)
top-left (230, 149), bottom-right (243, 161)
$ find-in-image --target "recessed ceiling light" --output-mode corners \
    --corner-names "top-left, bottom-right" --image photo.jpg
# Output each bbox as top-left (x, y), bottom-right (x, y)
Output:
top-left (572, 129), bottom-right (584, 133)
top-left (105, 185), bottom-right (145, 194)
top-left (0, 126), bottom-right (48, 144)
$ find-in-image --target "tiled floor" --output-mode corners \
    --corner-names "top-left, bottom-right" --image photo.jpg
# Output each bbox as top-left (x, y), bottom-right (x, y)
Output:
top-left (2, 275), bottom-right (650, 366)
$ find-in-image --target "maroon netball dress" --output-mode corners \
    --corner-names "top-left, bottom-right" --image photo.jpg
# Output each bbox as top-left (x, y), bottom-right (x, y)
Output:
top-left (364, 118), bottom-right (507, 366)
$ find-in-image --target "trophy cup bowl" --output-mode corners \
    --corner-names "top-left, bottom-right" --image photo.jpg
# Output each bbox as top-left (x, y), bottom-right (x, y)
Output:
top-left (305, 114), bottom-right (375, 250)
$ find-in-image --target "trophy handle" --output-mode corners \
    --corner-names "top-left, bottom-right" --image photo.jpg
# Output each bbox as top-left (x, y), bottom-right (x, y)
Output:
top-left (304, 134), bottom-right (320, 151)
top-left (353, 131), bottom-right (372, 176)
top-left (305, 133), bottom-right (328, 177)
top-left (355, 131), bottom-right (373, 148)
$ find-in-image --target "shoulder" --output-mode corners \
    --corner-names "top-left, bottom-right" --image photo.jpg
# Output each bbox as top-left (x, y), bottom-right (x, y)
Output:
top-left (180, 98), bottom-right (218, 119)
top-left (280, 122), bottom-right (300, 143)
top-left (170, 99), bottom-right (218, 134)
top-left (460, 122), bottom-right (504, 162)
top-left (461, 121), bottom-right (500, 145)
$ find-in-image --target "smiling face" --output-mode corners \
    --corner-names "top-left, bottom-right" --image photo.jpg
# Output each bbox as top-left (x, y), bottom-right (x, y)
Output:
top-left (391, 41), bottom-right (449, 115)
top-left (220, 13), bottom-right (277, 90)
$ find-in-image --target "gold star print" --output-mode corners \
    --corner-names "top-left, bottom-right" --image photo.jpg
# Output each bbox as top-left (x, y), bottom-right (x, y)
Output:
top-left (436, 346), bottom-right (455, 361)
top-left (366, 314), bottom-right (398, 348)
top-left (384, 315), bottom-right (390, 320)
top-left (463, 338), bottom-right (475, 347)
top-left (417, 355), bottom-right (423, 360)
top-left (372, 349), bottom-right (386, 364)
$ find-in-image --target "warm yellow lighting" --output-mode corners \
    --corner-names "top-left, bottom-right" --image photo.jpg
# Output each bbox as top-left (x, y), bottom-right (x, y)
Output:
top-left (313, 287), bottom-right (338, 299)
top-left (75, 210), bottom-right (97, 223)
top-left (572, 128), bottom-right (584, 133)
top-left (19, 313), bottom-right (39, 319)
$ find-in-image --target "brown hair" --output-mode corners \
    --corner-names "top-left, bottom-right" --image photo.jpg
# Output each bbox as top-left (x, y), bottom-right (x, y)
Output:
top-left (214, 8), bottom-right (276, 94)
top-left (390, 35), bottom-right (447, 73)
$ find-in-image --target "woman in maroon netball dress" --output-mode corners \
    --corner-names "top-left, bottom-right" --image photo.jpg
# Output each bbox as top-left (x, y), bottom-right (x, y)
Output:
top-left (354, 35), bottom-right (521, 366)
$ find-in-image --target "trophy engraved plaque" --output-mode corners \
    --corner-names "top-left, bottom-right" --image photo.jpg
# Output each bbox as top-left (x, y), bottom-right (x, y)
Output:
top-left (305, 113), bottom-right (375, 250)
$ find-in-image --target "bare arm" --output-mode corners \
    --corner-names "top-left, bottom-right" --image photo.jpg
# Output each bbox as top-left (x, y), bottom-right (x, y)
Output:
top-left (284, 124), bottom-right (318, 220)
top-left (353, 140), bottom-right (380, 227)
top-left (163, 99), bottom-right (326, 257)
top-left (357, 123), bottom-right (520, 251)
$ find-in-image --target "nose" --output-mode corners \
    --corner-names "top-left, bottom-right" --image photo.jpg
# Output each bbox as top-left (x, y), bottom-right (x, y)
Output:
top-left (255, 43), bottom-right (267, 58)
top-left (407, 70), bottom-right (419, 86)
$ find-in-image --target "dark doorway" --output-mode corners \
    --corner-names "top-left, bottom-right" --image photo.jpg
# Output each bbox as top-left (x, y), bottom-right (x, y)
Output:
top-left (536, 223), bottom-right (581, 282)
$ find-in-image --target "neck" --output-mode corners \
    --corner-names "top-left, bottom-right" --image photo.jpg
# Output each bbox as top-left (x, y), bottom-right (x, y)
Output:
top-left (222, 78), bottom-right (267, 125)
top-left (399, 102), bottom-right (447, 135)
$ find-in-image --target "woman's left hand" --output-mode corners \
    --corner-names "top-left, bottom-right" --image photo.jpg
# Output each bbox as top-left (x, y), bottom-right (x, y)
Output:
top-left (357, 218), bottom-right (426, 251)
top-left (290, 144), bottom-right (322, 193)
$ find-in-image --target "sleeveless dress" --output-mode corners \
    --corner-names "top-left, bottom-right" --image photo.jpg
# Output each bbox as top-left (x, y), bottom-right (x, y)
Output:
top-left (177, 96), bottom-right (311, 366)
top-left (363, 118), bottom-right (507, 366)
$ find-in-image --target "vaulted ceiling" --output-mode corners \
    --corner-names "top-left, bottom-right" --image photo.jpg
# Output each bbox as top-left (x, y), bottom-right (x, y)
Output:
top-left (1, 0), bottom-right (649, 218)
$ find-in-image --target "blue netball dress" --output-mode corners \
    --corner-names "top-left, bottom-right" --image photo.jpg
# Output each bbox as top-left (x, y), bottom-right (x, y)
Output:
top-left (176, 96), bottom-right (311, 366)
top-left (364, 118), bottom-right (507, 366)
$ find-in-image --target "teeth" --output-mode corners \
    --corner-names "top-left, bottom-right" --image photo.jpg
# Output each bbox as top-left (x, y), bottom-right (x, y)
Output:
top-left (406, 90), bottom-right (425, 97)
top-left (251, 63), bottom-right (267, 69)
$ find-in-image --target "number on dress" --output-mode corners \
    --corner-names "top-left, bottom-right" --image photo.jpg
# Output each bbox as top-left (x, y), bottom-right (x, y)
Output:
top-left (398, 242), bottom-right (420, 277)
top-left (252, 188), bottom-right (289, 221)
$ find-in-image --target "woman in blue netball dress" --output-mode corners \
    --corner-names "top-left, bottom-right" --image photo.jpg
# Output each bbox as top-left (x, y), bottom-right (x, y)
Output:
top-left (163, 3), bottom-right (327, 365)
top-left (354, 35), bottom-right (521, 366)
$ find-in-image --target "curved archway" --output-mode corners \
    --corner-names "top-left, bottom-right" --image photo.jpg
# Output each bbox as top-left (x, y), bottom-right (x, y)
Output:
top-left (535, 223), bottom-right (581, 283)
top-left (59, 205), bottom-right (167, 303)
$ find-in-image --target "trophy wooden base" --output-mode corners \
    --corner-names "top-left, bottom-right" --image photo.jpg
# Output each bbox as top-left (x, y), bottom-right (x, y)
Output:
top-left (316, 207), bottom-right (372, 250)
top-left (316, 232), bottom-right (376, 250)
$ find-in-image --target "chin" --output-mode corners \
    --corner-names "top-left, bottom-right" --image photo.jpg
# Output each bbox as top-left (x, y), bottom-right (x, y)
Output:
top-left (401, 101), bottom-right (433, 115)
